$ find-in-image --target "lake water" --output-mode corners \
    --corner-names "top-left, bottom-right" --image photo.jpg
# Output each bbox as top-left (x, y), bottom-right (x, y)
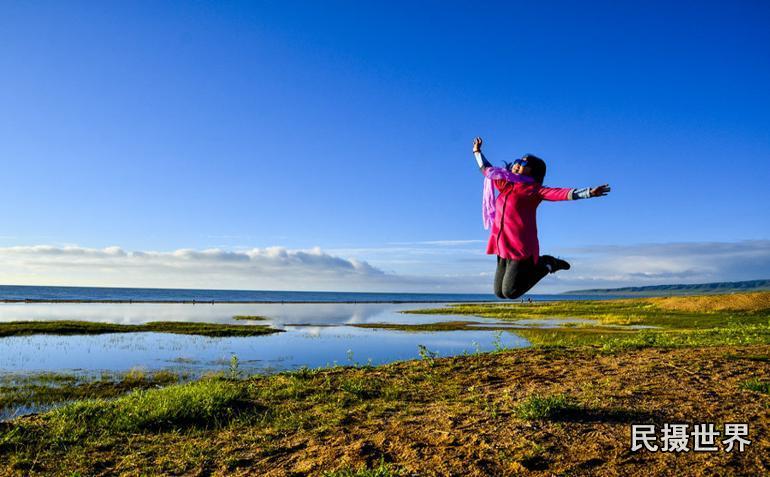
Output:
top-left (0, 302), bottom-right (530, 376)
top-left (0, 284), bottom-right (626, 303)
top-left (0, 285), bottom-right (500, 303)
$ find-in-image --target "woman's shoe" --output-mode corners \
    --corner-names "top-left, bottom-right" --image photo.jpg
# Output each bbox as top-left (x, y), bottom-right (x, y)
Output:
top-left (541, 255), bottom-right (571, 273)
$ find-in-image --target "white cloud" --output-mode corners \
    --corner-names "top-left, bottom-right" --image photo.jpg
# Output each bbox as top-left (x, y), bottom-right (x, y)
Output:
top-left (0, 244), bottom-right (484, 292)
top-left (0, 240), bottom-right (768, 294)
top-left (0, 245), bottom-right (387, 290)
top-left (548, 240), bottom-right (770, 292)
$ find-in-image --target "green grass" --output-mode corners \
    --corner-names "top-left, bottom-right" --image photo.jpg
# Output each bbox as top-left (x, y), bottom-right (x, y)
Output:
top-left (513, 323), bottom-right (770, 350)
top-left (323, 457), bottom-right (402, 477)
top-left (599, 324), bottom-right (770, 349)
top-left (339, 376), bottom-right (382, 399)
top-left (741, 378), bottom-right (770, 394)
top-left (47, 378), bottom-right (247, 439)
top-left (352, 321), bottom-right (494, 332)
top-left (513, 393), bottom-right (580, 420)
top-left (405, 294), bottom-right (770, 350)
top-left (0, 320), bottom-right (281, 337)
top-left (405, 296), bottom-right (770, 330)
top-left (233, 315), bottom-right (268, 321)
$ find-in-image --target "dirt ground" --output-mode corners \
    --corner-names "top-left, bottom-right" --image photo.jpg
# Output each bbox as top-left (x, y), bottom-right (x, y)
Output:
top-left (234, 346), bottom-right (770, 476)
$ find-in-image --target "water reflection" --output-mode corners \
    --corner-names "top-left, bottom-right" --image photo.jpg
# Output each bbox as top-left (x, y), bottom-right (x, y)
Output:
top-left (0, 303), bottom-right (530, 375)
top-left (0, 302), bottom-right (467, 327)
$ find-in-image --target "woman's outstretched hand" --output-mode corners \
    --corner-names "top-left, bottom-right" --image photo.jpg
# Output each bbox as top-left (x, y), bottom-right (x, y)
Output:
top-left (590, 184), bottom-right (611, 197)
top-left (473, 137), bottom-right (483, 153)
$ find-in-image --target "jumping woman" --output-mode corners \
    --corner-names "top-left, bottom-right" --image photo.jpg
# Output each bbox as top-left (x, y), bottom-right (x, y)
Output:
top-left (472, 137), bottom-right (611, 299)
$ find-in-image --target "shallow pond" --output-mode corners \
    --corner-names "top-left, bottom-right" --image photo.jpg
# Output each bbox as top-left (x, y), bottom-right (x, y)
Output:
top-left (0, 302), bottom-right (530, 376)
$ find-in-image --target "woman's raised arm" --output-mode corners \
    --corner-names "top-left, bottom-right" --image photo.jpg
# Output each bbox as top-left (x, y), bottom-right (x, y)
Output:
top-left (540, 184), bottom-right (612, 201)
top-left (473, 137), bottom-right (492, 172)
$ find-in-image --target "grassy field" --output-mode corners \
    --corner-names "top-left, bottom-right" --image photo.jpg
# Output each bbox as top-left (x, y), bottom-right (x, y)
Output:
top-left (405, 290), bottom-right (770, 326)
top-left (403, 291), bottom-right (770, 349)
top-left (0, 292), bottom-right (768, 476)
top-left (0, 320), bottom-right (281, 337)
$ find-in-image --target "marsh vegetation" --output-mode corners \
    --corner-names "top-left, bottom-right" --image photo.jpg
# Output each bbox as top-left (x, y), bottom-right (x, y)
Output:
top-left (405, 291), bottom-right (770, 349)
top-left (0, 320), bottom-right (280, 338)
top-left (1, 292), bottom-right (768, 475)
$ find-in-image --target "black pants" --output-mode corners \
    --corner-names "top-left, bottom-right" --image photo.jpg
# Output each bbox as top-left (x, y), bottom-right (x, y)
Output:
top-left (493, 256), bottom-right (549, 300)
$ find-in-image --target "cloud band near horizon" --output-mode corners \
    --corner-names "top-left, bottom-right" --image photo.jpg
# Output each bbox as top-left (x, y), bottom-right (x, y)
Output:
top-left (0, 240), bottom-right (768, 293)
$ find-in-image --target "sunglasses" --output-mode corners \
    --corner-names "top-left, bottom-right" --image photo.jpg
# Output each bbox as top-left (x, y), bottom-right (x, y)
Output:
top-left (513, 158), bottom-right (528, 167)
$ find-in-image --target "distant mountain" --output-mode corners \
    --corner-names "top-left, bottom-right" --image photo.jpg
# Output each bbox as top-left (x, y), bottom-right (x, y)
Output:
top-left (563, 279), bottom-right (770, 296)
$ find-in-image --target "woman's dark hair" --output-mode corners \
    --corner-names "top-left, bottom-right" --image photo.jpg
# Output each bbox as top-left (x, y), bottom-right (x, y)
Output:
top-left (505, 153), bottom-right (547, 184)
top-left (523, 154), bottom-right (546, 184)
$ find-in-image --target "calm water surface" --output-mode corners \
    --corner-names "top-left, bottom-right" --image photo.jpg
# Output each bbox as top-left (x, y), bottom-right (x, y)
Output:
top-left (0, 302), bottom-right (529, 375)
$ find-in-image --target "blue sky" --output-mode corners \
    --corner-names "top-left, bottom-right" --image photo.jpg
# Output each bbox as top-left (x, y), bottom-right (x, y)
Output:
top-left (1, 1), bottom-right (768, 292)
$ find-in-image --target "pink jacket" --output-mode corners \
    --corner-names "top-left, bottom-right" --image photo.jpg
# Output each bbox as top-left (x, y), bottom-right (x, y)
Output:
top-left (485, 170), bottom-right (572, 262)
